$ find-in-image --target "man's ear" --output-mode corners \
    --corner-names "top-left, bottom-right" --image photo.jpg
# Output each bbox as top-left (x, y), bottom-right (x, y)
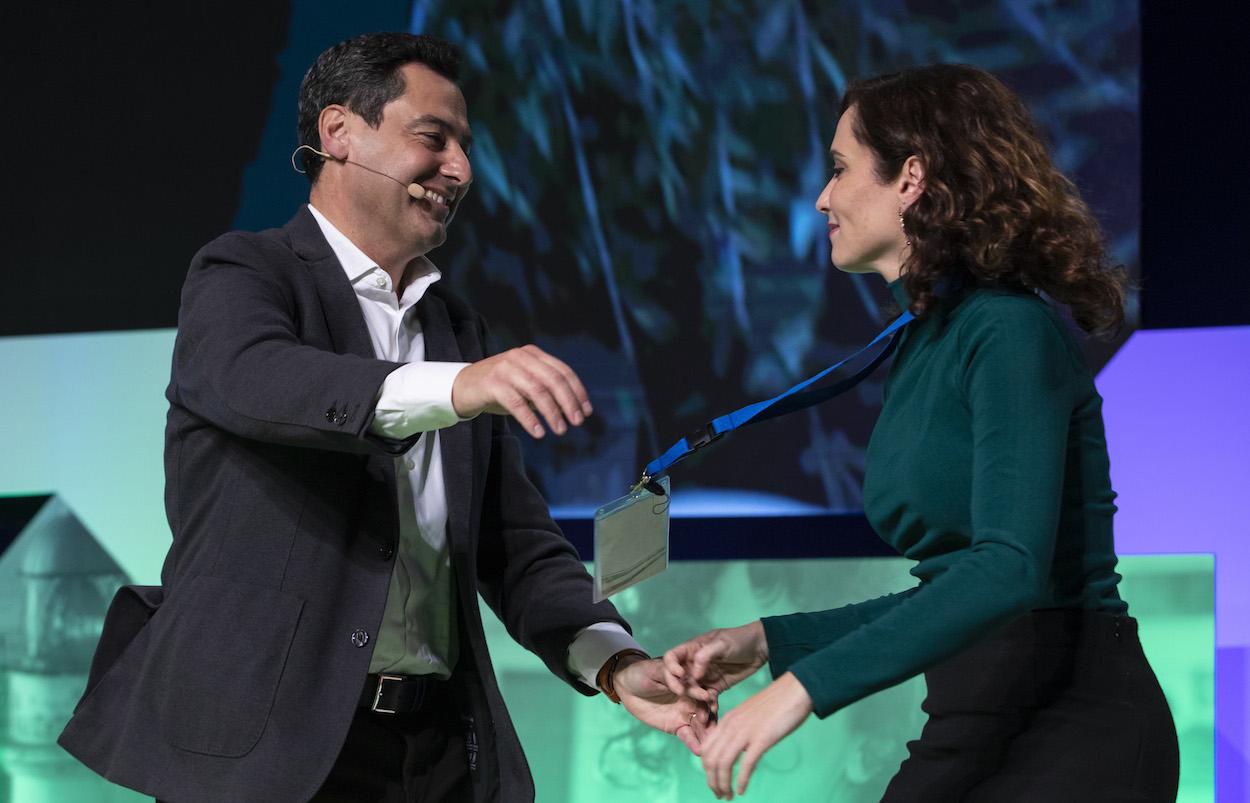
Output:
top-left (317, 105), bottom-right (351, 162)
top-left (898, 155), bottom-right (926, 208)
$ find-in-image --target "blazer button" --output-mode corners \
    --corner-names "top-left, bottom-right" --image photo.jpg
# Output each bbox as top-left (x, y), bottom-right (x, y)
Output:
top-left (350, 629), bottom-right (369, 648)
top-left (335, 411), bottom-right (348, 425)
top-left (378, 544), bottom-right (394, 560)
top-left (325, 407), bottom-right (337, 422)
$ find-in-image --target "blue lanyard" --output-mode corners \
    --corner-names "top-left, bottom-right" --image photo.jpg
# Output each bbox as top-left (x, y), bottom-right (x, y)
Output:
top-left (641, 310), bottom-right (915, 484)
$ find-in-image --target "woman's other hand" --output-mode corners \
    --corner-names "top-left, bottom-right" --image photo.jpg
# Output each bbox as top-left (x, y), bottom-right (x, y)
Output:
top-left (700, 672), bottom-right (814, 799)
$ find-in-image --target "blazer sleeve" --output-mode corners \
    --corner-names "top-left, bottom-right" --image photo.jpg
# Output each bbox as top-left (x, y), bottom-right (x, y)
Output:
top-left (466, 314), bottom-right (630, 693)
top-left (168, 233), bottom-right (419, 455)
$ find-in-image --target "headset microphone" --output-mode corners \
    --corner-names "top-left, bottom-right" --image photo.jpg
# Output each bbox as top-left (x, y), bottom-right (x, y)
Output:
top-left (291, 144), bottom-right (426, 199)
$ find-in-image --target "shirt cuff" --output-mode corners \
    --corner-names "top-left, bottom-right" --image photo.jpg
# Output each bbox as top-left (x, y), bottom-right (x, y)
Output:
top-left (370, 362), bottom-right (472, 439)
top-left (566, 623), bottom-right (646, 689)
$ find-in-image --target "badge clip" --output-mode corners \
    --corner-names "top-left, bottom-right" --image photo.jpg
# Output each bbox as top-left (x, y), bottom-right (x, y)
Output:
top-left (631, 473), bottom-right (668, 498)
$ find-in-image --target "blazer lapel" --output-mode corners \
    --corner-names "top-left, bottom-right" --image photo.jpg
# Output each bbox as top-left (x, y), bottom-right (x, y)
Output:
top-left (419, 292), bottom-right (474, 558)
top-left (283, 206), bottom-right (376, 359)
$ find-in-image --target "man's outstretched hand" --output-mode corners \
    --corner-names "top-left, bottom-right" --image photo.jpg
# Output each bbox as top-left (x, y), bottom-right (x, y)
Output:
top-left (451, 345), bottom-right (592, 438)
top-left (613, 655), bottom-right (714, 755)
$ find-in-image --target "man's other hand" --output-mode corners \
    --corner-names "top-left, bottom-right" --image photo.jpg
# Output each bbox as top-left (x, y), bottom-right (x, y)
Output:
top-left (614, 656), bottom-right (714, 755)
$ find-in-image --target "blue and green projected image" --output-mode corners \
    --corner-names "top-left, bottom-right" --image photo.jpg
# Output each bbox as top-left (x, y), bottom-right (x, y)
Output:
top-left (395, 0), bottom-right (1141, 513)
top-left (234, 0), bottom-right (1142, 514)
top-left (3, 1), bottom-right (1220, 801)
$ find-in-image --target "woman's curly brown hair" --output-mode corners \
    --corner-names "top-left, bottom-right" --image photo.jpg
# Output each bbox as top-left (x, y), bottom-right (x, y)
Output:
top-left (842, 64), bottom-right (1128, 336)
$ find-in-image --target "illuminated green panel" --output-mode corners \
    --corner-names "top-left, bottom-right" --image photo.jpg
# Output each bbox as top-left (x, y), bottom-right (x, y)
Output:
top-left (0, 330), bottom-right (176, 585)
top-left (482, 555), bottom-right (1214, 802)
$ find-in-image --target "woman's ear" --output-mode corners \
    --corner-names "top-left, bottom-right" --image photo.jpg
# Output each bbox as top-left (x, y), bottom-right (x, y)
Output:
top-left (898, 155), bottom-right (926, 207)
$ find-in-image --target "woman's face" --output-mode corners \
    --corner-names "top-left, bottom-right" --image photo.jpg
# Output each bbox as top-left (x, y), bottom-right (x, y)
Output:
top-left (815, 105), bottom-right (909, 279)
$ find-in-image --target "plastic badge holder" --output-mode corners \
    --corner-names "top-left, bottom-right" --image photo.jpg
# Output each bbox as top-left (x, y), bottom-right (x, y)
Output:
top-left (592, 476), bottom-right (671, 602)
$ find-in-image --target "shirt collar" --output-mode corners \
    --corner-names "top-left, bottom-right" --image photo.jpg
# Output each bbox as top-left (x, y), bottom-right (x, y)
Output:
top-left (306, 204), bottom-right (441, 304)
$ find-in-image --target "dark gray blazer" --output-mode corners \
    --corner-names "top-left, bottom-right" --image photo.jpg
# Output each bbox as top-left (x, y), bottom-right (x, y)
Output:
top-left (58, 206), bottom-right (628, 803)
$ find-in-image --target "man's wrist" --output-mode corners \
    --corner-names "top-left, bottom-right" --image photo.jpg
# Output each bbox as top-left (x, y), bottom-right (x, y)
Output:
top-left (596, 648), bottom-right (650, 703)
top-left (566, 623), bottom-right (643, 687)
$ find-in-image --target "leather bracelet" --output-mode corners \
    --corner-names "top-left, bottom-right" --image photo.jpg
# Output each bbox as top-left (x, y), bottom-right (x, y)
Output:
top-left (597, 648), bottom-right (650, 704)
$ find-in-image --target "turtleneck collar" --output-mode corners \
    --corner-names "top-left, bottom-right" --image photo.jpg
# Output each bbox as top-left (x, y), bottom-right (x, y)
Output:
top-left (888, 275), bottom-right (912, 310)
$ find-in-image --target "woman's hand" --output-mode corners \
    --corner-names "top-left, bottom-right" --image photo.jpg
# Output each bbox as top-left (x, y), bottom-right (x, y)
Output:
top-left (699, 672), bottom-right (814, 799)
top-left (662, 621), bottom-right (769, 703)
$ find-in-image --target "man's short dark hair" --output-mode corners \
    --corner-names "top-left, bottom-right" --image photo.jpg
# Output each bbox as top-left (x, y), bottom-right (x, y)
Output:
top-left (297, 32), bottom-right (461, 183)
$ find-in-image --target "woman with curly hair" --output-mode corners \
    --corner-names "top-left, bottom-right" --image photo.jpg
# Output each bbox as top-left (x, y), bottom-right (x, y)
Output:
top-left (663, 64), bottom-right (1179, 801)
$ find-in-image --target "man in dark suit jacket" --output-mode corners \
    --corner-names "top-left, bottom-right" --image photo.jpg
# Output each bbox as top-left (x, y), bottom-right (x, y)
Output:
top-left (58, 33), bottom-right (708, 803)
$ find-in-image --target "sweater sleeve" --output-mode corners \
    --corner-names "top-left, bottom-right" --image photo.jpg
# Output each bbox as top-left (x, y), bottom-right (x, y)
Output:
top-left (762, 589), bottom-right (916, 678)
top-left (783, 298), bottom-right (1076, 717)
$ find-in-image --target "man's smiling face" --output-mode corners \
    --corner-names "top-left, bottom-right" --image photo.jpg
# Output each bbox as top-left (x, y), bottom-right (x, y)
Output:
top-left (338, 62), bottom-right (474, 256)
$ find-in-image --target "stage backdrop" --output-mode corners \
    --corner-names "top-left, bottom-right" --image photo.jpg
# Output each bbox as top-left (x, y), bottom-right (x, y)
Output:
top-left (4, 1), bottom-right (1232, 802)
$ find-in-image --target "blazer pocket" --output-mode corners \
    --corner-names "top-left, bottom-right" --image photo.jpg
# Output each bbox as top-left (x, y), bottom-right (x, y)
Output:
top-left (160, 575), bottom-right (304, 757)
top-left (78, 584), bottom-right (165, 711)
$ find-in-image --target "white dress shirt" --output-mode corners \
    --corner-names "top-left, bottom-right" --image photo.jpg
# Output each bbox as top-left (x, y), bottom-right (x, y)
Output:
top-left (307, 205), bottom-right (641, 687)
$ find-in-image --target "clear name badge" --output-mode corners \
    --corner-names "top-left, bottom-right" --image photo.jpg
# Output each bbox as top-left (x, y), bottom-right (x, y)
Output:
top-left (592, 476), bottom-right (671, 602)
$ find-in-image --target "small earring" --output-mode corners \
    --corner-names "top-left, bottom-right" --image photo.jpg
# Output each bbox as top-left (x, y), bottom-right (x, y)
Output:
top-left (899, 206), bottom-right (912, 247)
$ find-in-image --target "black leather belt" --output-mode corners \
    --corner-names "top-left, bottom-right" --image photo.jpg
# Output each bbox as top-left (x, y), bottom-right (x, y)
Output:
top-left (359, 673), bottom-right (435, 715)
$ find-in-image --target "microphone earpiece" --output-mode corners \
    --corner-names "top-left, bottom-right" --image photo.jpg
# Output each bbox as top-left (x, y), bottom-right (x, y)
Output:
top-left (290, 144), bottom-right (339, 173)
top-left (290, 145), bottom-right (443, 214)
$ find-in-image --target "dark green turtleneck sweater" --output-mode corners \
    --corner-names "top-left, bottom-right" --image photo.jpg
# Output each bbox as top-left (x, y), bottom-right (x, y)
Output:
top-left (762, 279), bottom-right (1125, 718)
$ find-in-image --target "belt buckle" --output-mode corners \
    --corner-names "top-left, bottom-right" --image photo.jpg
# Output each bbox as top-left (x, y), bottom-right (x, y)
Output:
top-left (371, 674), bottom-right (405, 714)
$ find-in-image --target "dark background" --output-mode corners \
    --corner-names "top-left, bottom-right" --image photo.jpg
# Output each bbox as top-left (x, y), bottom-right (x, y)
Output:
top-left (1138, 2), bottom-right (1248, 329)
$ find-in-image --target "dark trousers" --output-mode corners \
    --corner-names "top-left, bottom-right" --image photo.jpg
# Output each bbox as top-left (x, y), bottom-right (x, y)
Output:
top-left (882, 610), bottom-right (1179, 802)
top-left (310, 678), bottom-right (474, 803)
